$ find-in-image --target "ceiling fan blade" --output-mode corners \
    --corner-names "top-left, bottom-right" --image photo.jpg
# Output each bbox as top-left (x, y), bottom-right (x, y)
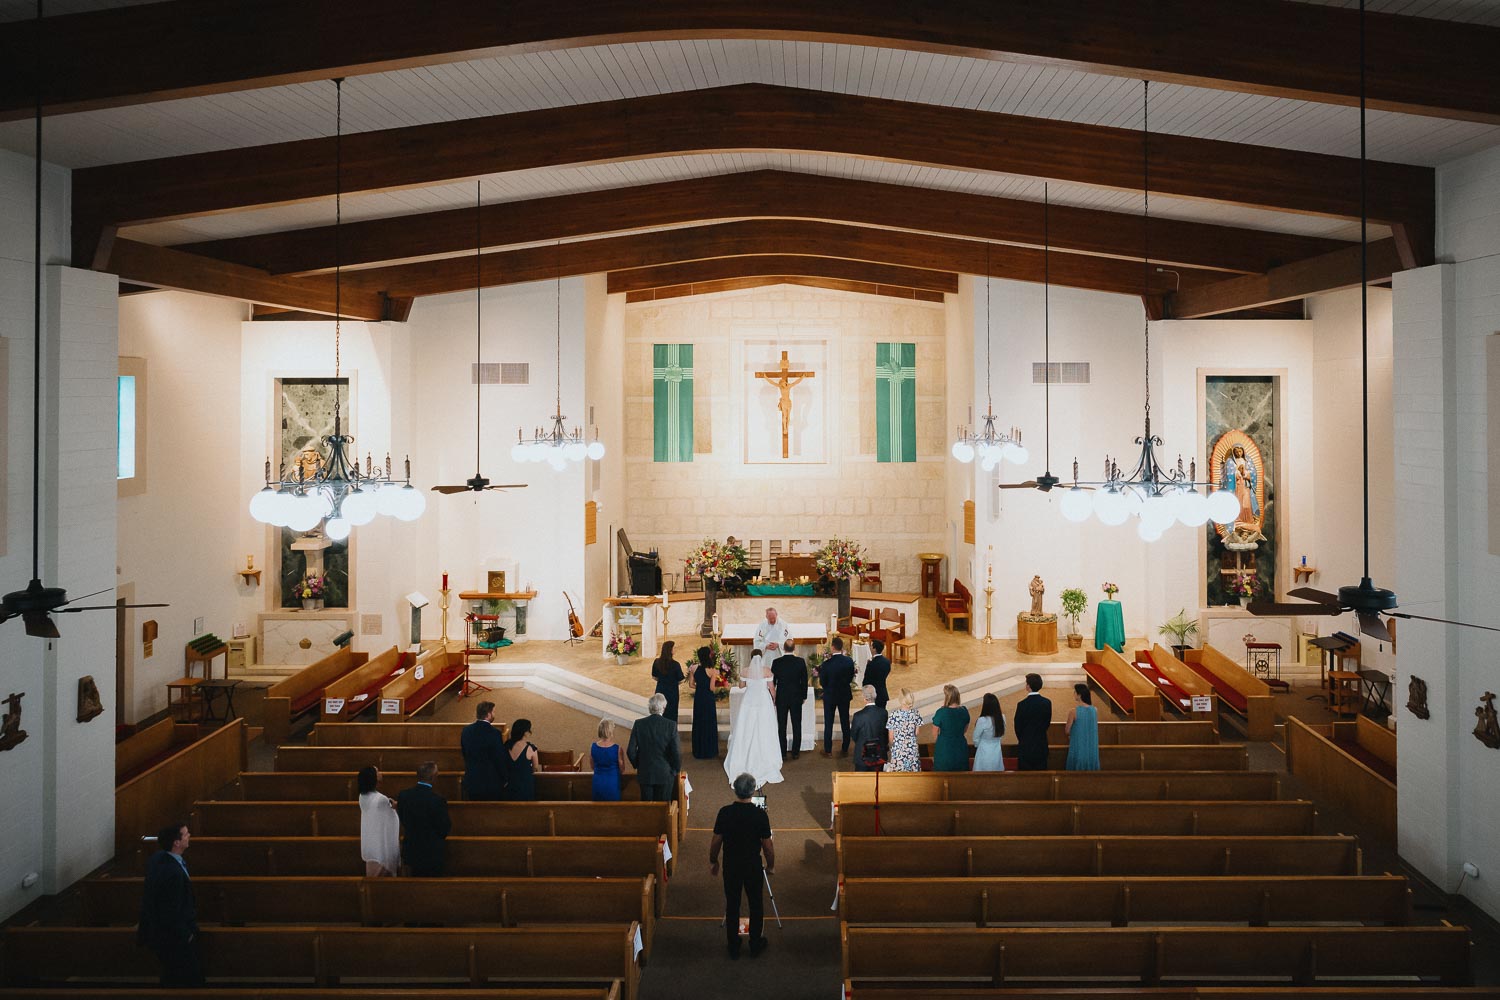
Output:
top-left (1287, 587), bottom-right (1340, 604)
top-left (430, 485), bottom-right (475, 494)
top-left (56, 586), bottom-right (114, 608)
top-left (1357, 612), bottom-right (1392, 642)
top-left (57, 603), bottom-right (169, 614)
top-left (483, 484), bottom-right (528, 490)
top-left (1247, 601), bottom-right (1341, 617)
top-left (1389, 611), bottom-right (1500, 633)
top-left (23, 613), bottom-right (59, 639)
top-left (998, 482), bottom-right (1039, 490)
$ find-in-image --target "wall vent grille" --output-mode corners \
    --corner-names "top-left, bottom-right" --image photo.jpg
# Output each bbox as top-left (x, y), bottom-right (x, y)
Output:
top-left (1032, 362), bottom-right (1091, 385)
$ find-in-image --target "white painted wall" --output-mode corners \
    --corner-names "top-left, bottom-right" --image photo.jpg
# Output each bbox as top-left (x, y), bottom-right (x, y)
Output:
top-left (584, 278), bottom-right (625, 614)
top-left (1394, 140), bottom-right (1500, 919)
top-left (0, 148), bottom-right (117, 920)
top-left (117, 291), bottom-right (246, 720)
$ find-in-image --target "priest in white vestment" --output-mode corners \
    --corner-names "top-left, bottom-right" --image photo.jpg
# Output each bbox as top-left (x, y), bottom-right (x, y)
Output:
top-left (753, 607), bottom-right (790, 657)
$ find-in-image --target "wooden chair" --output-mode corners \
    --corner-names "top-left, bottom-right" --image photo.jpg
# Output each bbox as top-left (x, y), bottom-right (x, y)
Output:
top-left (936, 579), bottom-right (971, 632)
top-left (838, 605), bottom-right (874, 641)
top-left (859, 561), bottom-right (882, 592)
top-left (868, 608), bottom-right (905, 644)
top-left (539, 749), bottom-right (583, 772)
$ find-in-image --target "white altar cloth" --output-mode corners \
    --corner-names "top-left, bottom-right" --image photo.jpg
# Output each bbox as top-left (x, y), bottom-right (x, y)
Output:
top-left (728, 679), bottom-right (817, 752)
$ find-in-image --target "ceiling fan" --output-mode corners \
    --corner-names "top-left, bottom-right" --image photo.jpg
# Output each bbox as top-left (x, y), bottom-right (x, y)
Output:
top-left (2, 0), bottom-right (167, 639)
top-left (431, 181), bottom-right (528, 498)
top-left (1249, 0), bottom-right (1495, 643)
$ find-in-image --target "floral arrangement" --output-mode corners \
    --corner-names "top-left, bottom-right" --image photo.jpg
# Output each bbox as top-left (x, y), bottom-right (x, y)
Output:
top-left (1101, 581), bottom-right (1119, 599)
top-left (606, 631), bottom-right (639, 658)
top-left (709, 640), bottom-right (739, 700)
top-left (814, 537), bottom-right (868, 579)
top-left (298, 572), bottom-right (327, 600)
top-left (1227, 573), bottom-right (1260, 600)
top-left (684, 539), bottom-right (749, 583)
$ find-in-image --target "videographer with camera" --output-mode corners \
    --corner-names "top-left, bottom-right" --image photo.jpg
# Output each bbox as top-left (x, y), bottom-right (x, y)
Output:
top-left (709, 772), bottom-right (775, 960)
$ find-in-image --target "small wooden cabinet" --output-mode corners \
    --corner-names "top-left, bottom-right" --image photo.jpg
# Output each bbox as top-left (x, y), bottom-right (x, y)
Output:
top-left (226, 636), bottom-right (256, 673)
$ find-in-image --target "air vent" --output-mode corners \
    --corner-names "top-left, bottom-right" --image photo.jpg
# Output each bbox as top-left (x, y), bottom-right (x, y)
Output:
top-left (360, 614), bottom-right (383, 635)
top-left (473, 362), bottom-right (529, 385)
top-left (1032, 362), bottom-right (1091, 385)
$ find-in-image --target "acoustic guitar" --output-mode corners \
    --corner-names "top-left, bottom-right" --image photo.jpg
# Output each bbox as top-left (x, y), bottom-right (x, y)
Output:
top-left (563, 591), bottom-right (585, 639)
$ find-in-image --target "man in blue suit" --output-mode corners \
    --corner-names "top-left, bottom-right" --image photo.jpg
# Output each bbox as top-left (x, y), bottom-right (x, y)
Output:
top-left (461, 700), bottom-right (508, 800)
top-left (138, 821), bottom-right (203, 986)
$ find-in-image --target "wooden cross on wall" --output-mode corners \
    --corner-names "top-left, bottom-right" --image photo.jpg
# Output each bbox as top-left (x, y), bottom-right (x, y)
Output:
top-left (754, 351), bottom-right (816, 459)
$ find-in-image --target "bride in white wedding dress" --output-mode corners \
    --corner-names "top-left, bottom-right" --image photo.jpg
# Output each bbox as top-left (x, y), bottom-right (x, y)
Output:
top-left (724, 650), bottom-right (783, 787)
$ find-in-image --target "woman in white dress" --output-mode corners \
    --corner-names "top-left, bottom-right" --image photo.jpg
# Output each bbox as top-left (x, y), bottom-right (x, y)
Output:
top-left (723, 650), bottom-right (784, 787)
top-left (357, 765), bottom-right (401, 876)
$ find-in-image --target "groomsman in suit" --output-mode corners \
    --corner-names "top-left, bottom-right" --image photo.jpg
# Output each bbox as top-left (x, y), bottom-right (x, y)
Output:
top-left (396, 761), bottom-right (452, 875)
top-left (849, 685), bottom-right (889, 771)
top-left (460, 700), bottom-right (508, 801)
top-left (1014, 673), bottom-right (1053, 771)
top-left (770, 637), bottom-right (810, 759)
top-left (862, 638), bottom-right (892, 708)
top-left (819, 636), bottom-right (857, 757)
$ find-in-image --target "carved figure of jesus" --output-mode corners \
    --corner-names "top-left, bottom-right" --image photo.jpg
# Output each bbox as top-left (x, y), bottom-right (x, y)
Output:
top-left (754, 351), bottom-right (816, 459)
top-left (1029, 576), bottom-right (1045, 617)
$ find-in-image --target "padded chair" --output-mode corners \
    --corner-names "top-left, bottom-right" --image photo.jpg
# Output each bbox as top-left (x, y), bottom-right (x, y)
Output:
top-left (936, 579), bottom-right (972, 632)
top-left (869, 608), bottom-right (906, 644)
top-left (859, 561), bottom-right (883, 592)
top-left (839, 605), bottom-right (874, 641)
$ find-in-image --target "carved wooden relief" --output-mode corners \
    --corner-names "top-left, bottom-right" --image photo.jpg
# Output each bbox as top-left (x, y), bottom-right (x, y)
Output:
top-left (77, 675), bottom-right (104, 724)
top-left (1475, 692), bottom-right (1500, 750)
top-left (1407, 675), bottom-right (1430, 720)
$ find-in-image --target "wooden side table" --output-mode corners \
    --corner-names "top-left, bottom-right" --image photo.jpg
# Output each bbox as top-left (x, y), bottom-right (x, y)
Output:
top-left (1328, 670), bottom-right (1362, 717)
top-left (917, 553), bottom-right (944, 598)
top-left (166, 677), bottom-right (204, 722)
top-left (891, 637), bottom-right (918, 666)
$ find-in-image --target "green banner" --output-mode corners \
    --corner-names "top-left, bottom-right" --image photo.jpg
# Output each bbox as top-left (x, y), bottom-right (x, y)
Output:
top-left (876, 342), bottom-right (916, 463)
top-left (652, 343), bottom-right (694, 462)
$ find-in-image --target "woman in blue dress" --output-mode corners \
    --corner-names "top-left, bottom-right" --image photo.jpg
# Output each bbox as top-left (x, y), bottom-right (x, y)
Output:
top-left (971, 692), bottom-right (1006, 771)
top-left (591, 718), bottom-right (624, 801)
top-left (1065, 683), bottom-right (1100, 771)
top-left (931, 684), bottom-right (971, 772)
top-left (689, 645), bottom-right (720, 759)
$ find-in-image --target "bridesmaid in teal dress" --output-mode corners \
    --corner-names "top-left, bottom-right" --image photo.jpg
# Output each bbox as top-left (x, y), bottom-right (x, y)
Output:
top-left (1065, 683), bottom-right (1100, 771)
top-left (931, 684), bottom-right (971, 772)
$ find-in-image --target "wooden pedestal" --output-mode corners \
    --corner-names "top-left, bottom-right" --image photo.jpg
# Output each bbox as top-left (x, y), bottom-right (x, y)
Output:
top-left (1016, 616), bottom-right (1059, 655)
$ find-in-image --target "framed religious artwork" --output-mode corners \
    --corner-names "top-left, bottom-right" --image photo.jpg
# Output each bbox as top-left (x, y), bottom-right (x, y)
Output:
top-left (487, 570), bottom-right (507, 594)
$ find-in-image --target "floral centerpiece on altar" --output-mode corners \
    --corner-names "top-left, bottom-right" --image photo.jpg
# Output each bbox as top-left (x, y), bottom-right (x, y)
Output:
top-left (814, 537), bottom-right (868, 579)
top-left (684, 539), bottom-right (749, 584)
top-left (298, 572), bottom-right (327, 609)
top-left (1226, 573), bottom-right (1261, 606)
top-left (709, 639), bottom-right (739, 701)
top-left (606, 631), bottom-right (639, 664)
top-left (1101, 581), bottom-right (1119, 600)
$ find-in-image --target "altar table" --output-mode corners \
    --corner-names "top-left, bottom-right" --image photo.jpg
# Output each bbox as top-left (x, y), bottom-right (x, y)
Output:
top-left (1094, 600), bottom-right (1125, 653)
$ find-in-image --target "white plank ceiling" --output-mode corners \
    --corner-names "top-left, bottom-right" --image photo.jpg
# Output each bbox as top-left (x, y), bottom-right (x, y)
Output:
top-left (1, 3), bottom-right (1493, 248)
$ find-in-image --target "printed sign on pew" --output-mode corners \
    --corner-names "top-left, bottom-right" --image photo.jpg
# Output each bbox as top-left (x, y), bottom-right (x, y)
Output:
top-left (1191, 695), bottom-right (1213, 713)
top-left (381, 698), bottom-right (401, 715)
top-left (324, 697), bottom-right (345, 715)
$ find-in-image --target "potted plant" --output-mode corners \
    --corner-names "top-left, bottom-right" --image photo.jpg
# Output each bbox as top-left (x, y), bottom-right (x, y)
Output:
top-left (606, 631), bottom-right (639, 665)
top-left (1159, 608), bottom-right (1200, 658)
top-left (814, 537), bottom-right (868, 620)
top-left (685, 539), bottom-right (749, 636)
top-left (298, 572), bottom-right (327, 610)
top-left (1059, 588), bottom-right (1088, 648)
top-left (1227, 573), bottom-right (1258, 608)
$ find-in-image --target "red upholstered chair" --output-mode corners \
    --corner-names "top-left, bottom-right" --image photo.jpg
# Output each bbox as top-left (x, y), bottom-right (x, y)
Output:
top-left (869, 608), bottom-right (906, 644)
top-left (839, 605), bottom-right (874, 641)
top-left (859, 562), bottom-right (883, 592)
top-left (936, 579), bottom-right (972, 632)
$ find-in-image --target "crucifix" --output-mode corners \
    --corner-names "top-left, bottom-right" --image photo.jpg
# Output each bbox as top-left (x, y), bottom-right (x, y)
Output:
top-left (754, 351), bottom-right (816, 459)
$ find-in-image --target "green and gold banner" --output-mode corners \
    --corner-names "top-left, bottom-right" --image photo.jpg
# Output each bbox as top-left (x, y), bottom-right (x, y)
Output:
top-left (652, 343), bottom-right (694, 462)
top-left (876, 342), bottom-right (916, 463)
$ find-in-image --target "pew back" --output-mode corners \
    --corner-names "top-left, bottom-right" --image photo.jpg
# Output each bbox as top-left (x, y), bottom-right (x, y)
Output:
top-left (262, 648), bottom-right (368, 745)
top-left (192, 800), bottom-right (674, 840)
top-left (830, 770), bottom-right (1280, 805)
top-left (1084, 648), bottom-right (1164, 719)
top-left (1286, 716), bottom-right (1396, 844)
top-left (319, 646), bottom-right (405, 722)
top-left (1042, 719), bottom-right (1219, 746)
top-left (1149, 643), bottom-right (1221, 724)
top-left (116, 719), bottom-right (198, 784)
top-left (115, 719), bottom-right (246, 851)
top-left (308, 721), bottom-right (467, 746)
top-left (0, 991), bottom-right (622, 1000)
top-left (380, 648), bottom-right (468, 721)
top-left (833, 800), bottom-right (1315, 837)
top-left (1186, 644), bottom-right (1276, 740)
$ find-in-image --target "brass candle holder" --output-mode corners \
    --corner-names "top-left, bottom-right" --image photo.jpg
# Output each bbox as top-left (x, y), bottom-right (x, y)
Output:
top-left (439, 587), bottom-right (452, 646)
top-left (982, 554), bottom-right (995, 644)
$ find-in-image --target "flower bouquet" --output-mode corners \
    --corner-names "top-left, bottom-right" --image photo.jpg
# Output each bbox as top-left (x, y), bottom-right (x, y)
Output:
top-left (709, 639), bottom-right (739, 701)
top-left (1101, 581), bottom-right (1119, 599)
top-left (606, 631), bottom-right (639, 663)
top-left (298, 572), bottom-right (327, 608)
top-left (814, 537), bottom-right (868, 579)
top-left (684, 539), bottom-right (749, 584)
top-left (1227, 573), bottom-right (1260, 606)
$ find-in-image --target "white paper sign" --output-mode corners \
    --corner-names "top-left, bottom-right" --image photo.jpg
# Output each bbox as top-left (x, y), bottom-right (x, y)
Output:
top-left (1191, 695), bottom-right (1213, 713)
top-left (633, 925), bottom-right (644, 960)
top-left (351, 693), bottom-right (368, 702)
top-left (414, 664), bottom-right (425, 681)
top-left (380, 699), bottom-right (401, 715)
top-left (661, 839), bottom-right (673, 863)
top-left (324, 698), bottom-right (345, 715)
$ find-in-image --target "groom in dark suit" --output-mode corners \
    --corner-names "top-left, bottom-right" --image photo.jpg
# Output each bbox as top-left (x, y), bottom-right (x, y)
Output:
top-left (819, 636), bottom-right (857, 757)
top-left (1014, 672), bottom-right (1053, 770)
top-left (770, 638), bottom-right (809, 759)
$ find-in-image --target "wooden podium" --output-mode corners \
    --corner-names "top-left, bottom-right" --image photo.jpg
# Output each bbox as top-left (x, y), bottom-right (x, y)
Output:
top-left (1016, 614), bottom-right (1059, 655)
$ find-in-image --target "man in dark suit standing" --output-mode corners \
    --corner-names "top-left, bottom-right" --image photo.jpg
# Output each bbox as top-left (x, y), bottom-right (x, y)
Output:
top-left (770, 637), bottom-right (809, 759)
top-left (862, 638), bottom-right (891, 708)
top-left (138, 821), bottom-right (203, 986)
top-left (848, 685), bottom-right (889, 771)
top-left (628, 693), bottom-right (681, 802)
top-left (396, 761), bottom-right (452, 875)
top-left (819, 636), bottom-right (857, 757)
top-left (1014, 672), bottom-right (1053, 771)
top-left (460, 700), bottom-right (507, 800)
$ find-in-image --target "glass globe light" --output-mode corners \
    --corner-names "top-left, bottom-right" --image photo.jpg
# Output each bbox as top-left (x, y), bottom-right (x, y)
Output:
top-left (1141, 495), bottom-right (1176, 532)
top-left (529, 442), bottom-right (550, 462)
top-left (343, 489), bottom-right (378, 526)
top-left (1094, 488), bottom-right (1129, 526)
top-left (1137, 519), bottom-right (1164, 542)
top-left (980, 453), bottom-right (999, 473)
top-left (249, 487), bottom-right (279, 524)
top-left (565, 441), bottom-right (587, 462)
top-left (1060, 487), bottom-right (1093, 523)
top-left (324, 517), bottom-right (352, 541)
top-left (1123, 488), bottom-right (1144, 517)
top-left (1177, 490), bottom-right (1211, 526)
top-left (586, 440), bottom-right (606, 461)
top-left (375, 483), bottom-right (403, 516)
top-left (1001, 441), bottom-right (1022, 463)
top-left (1009, 442), bottom-right (1029, 465)
top-left (547, 451), bottom-right (568, 471)
top-left (1208, 488), bottom-right (1241, 524)
top-left (285, 495), bottom-right (323, 533)
top-left (511, 442), bottom-right (529, 463)
top-left (951, 441), bottom-right (975, 463)
top-left (391, 485), bottom-right (426, 522)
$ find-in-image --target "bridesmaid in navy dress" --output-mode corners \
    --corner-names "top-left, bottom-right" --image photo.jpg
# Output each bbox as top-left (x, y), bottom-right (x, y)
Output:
top-left (690, 645), bottom-right (720, 759)
top-left (651, 640), bottom-right (686, 722)
top-left (503, 719), bottom-right (538, 801)
top-left (591, 718), bottom-right (624, 801)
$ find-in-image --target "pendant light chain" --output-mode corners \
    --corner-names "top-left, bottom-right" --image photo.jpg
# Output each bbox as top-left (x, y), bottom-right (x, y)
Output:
top-left (1142, 80), bottom-right (1152, 427)
top-left (30, 0), bottom-right (42, 579)
top-left (475, 180), bottom-right (483, 473)
top-left (333, 77), bottom-right (343, 428)
top-left (985, 242), bottom-right (993, 409)
top-left (1359, 0), bottom-right (1371, 581)
top-left (556, 241), bottom-right (563, 415)
top-left (1043, 183), bottom-right (1051, 473)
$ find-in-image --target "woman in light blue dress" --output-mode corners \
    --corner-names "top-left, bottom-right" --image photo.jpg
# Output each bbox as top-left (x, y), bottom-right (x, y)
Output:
top-left (971, 692), bottom-right (1006, 771)
top-left (1064, 683), bottom-right (1100, 771)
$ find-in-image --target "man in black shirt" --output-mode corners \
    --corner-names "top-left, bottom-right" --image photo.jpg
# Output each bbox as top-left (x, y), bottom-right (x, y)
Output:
top-left (709, 772), bottom-right (775, 960)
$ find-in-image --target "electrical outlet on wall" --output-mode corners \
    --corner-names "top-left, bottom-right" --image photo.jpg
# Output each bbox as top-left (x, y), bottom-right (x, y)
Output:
top-left (192, 616), bottom-right (204, 635)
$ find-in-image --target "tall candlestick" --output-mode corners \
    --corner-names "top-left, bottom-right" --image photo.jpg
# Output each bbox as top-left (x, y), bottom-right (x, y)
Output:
top-left (982, 552), bottom-right (996, 645)
top-left (442, 571), bottom-right (449, 590)
top-left (439, 586), bottom-right (452, 646)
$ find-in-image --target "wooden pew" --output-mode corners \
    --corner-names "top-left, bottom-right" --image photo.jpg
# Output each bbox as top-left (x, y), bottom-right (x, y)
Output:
top-left (830, 770), bottom-right (1281, 805)
top-left (379, 647), bottom-right (469, 722)
top-left (308, 721), bottom-right (467, 746)
top-left (0, 991), bottom-right (623, 1000)
top-left (835, 835), bottom-right (1361, 877)
top-left (1186, 644), bottom-right (1276, 740)
top-left (78, 875), bottom-right (657, 956)
top-left (834, 800), bottom-right (1316, 837)
top-left (840, 924), bottom-right (1471, 986)
top-left (1287, 716), bottom-right (1396, 844)
top-left (2, 925), bottom-right (642, 999)
top-left (1147, 643), bottom-right (1221, 725)
top-left (261, 647), bottom-right (369, 746)
top-left (274, 745), bottom-right (468, 772)
top-left (1083, 647), bottom-right (1164, 720)
top-left (1329, 714), bottom-right (1397, 781)
top-left (116, 718), bottom-right (201, 784)
top-left (839, 874), bottom-right (1411, 926)
top-left (319, 645), bottom-right (408, 723)
top-left (841, 988), bottom-right (1500, 1000)
top-left (1038, 719), bottom-right (1220, 747)
top-left (115, 718), bottom-right (246, 852)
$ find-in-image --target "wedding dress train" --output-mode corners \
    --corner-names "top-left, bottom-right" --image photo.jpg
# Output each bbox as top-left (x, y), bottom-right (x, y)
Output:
top-left (724, 653), bottom-right (784, 787)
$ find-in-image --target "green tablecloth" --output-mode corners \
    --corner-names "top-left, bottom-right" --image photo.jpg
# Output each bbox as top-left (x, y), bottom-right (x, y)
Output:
top-left (1094, 600), bottom-right (1125, 652)
top-left (746, 582), bottom-right (816, 596)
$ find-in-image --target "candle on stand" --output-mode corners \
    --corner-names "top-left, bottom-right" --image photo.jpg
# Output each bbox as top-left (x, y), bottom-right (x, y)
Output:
top-left (661, 590), bottom-right (669, 608)
top-left (711, 613), bottom-right (719, 634)
top-left (442, 572), bottom-right (449, 590)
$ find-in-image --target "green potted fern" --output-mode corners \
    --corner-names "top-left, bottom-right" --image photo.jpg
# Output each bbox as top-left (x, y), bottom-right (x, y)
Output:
top-left (1159, 608), bottom-right (1200, 659)
top-left (1059, 588), bottom-right (1088, 648)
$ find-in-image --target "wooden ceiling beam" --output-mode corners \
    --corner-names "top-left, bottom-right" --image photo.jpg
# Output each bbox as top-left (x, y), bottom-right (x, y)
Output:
top-left (72, 85), bottom-right (1432, 241)
top-left (352, 219), bottom-right (1217, 299)
top-left (104, 239), bottom-right (391, 320)
top-left (605, 255), bottom-right (958, 295)
top-left (625, 277), bottom-right (946, 304)
top-left (5, 0), bottom-right (1496, 123)
top-left (1167, 238), bottom-right (1402, 319)
top-left (182, 170), bottom-right (1349, 278)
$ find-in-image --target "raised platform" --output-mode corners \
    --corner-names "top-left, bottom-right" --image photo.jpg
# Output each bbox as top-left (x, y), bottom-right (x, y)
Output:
top-left (710, 591), bottom-right (922, 635)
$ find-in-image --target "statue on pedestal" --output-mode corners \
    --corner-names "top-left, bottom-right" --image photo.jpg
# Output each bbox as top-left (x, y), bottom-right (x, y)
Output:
top-left (1029, 576), bottom-right (1045, 617)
